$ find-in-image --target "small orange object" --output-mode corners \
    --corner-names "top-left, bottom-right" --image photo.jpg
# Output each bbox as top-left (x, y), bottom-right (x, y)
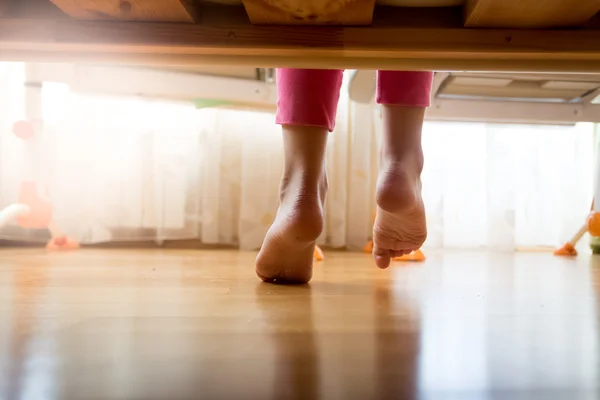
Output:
top-left (53, 236), bottom-right (67, 246)
top-left (393, 249), bottom-right (426, 262)
top-left (313, 245), bottom-right (324, 261)
top-left (46, 236), bottom-right (80, 251)
top-left (12, 120), bottom-right (35, 140)
top-left (553, 242), bottom-right (577, 257)
top-left (587, 211), bottom-right (600, 237)
top-left (17, 182), bottom-right (53, 229)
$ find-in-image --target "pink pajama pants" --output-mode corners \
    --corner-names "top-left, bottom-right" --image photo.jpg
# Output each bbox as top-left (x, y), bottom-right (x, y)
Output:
top-left (276, 69), bottom-right (434, 131)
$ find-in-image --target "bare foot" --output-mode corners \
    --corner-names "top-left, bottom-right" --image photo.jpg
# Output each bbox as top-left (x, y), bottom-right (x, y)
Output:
top-left (255, 173), bottom-right (326, 284)
top-left (256, 125), bottom-right (328, 284)
top-left (373, 157), bottom-right (426, 269)
top-left (373, 105), bottom-right (427, 269)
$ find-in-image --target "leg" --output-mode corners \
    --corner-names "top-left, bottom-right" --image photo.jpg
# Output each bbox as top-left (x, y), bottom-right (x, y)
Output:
top-left (373, 71), bottom-right (433, 269)
top-left (256, 69), bottom-right (343, 284)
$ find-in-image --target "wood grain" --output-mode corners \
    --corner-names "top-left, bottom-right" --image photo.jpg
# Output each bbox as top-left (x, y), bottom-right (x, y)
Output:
top-left (1, 4), bottom-right (600, 71)
top-left (464, 0), bottom-right (600, 28)
top-left (49, 0), bottom-right (200, 22)
top-left (0, 249), bottom-right (598, 399)
top-left (241, 0), bottom-right (376, 25)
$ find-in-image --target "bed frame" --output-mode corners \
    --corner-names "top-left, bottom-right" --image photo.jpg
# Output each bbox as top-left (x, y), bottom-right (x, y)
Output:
top-left (0, 0), bottom-right (599, 72)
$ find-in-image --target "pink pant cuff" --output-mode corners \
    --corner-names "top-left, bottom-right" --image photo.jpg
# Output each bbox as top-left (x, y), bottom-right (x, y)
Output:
top-left (376, 71), bottom-right (433, 107)
top-left (275, 69), bottom-right (343, 132)
top-left (275, 69), bottom-right (433, 131)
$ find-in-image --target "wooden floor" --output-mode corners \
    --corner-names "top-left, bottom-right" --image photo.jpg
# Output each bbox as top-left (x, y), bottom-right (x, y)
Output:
top-left (0, 249), bottom-right (598, 400)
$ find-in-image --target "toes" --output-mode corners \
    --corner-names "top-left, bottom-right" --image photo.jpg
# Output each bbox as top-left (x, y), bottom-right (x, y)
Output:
top-left (373, 246), bottom-right (391, 269)
top-left (379, 248), bottom-right (420, 264)
top-left (391, 250), bottom-right (406, 258)
top-left (392, 248), bottom-right (418, 258)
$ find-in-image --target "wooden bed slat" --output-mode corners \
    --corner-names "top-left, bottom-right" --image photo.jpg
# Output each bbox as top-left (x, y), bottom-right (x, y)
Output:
top-left (464, 0), bottom-right (600, 28)
top-left (241, 0), bottom-right (376, 25)
top-left (1, 17), bottom-right (600, 72)
top-left (49, 0), bottom-right (200, 22)
top-left (2, 2), bottom-right (600, 72)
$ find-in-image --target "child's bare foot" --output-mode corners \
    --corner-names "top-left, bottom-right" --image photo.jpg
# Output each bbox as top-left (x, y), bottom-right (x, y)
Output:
top-left (255, 172), bottom-right (326, 283)
top-left (256, 126), bottom-right (328, 284)
top-left (374, 157), bottom-right (426, 269)
top-left (373, 105), bottom-right (427, 269)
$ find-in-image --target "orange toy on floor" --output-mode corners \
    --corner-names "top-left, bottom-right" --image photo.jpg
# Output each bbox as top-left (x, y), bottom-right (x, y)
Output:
top-left (555, 138), bottom-right (600, 258)
top-left (0, 121), bottom-right (79, 251)
top-left (313, 245), bottom-right (324, 261)
top-left (554, 201), bottom-right (597, 257)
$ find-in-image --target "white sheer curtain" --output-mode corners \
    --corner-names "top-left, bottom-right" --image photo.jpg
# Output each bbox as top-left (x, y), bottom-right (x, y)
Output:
top-left (0, 62), bottom-right (595, 251)
top-left (420, 121), bottom-right (594, 250)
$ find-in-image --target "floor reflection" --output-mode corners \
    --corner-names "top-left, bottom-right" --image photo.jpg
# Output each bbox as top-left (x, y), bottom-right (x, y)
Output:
top-left (418, 252), bottom-right (600, 398)
top-left (374, 281), bottom-right (419, 400)
top-left (3, 259), bottom-right (52, 400)
top-left (0, 250), bottom-right (598, 399)
top-left (255, 284), bottom-right (320, 400)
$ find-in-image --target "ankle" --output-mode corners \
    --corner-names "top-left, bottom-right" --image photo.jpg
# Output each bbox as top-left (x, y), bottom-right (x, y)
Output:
top-left (279, 169), bottom-right (328, 203)
top-left (380, 149), bottom-right (424, 175)
top-left (380, 104), bottom-right (425, 167)
top-left (277, 175), bottom-right (325, 242)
